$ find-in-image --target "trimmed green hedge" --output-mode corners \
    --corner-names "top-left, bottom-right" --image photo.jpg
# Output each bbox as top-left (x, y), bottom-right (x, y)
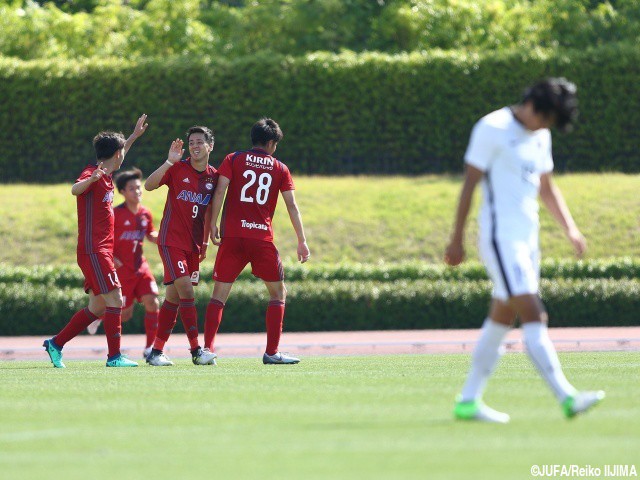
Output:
top-left (2, 278), bottom-right (638, 336)
top-left (2, 258), bottom-right (639, 288)
top-left (1, 43), bottom-right (640, 181)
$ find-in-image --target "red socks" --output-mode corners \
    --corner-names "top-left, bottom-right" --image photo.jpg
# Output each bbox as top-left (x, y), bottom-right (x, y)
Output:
top-left (54, 308), bottom-right (99, 347)
top-left (179, 298), bottom-right (200, 350)
top-left (204, 299), bottom-right (225, 351)
top-left (153, 300), bottom-right (178, 351)
top-left (144, 311), bottom-right (159, 349)
top-left (103, 306), bottom-right (122, 358)
top-left (265, 300), bottom-right (285, 356)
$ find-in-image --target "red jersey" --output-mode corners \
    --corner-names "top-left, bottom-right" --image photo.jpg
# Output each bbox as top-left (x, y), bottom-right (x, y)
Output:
top-left (113, 204), bottom-right (155, 274)
top-left (76, 165), bottom-right (115, 254)
top-left (219, 148), bottom-right (295, 242)
top-left (158, 158), bottom-right (217, 253)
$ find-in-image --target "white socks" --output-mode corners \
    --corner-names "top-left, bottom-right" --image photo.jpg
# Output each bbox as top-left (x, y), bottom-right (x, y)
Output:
top-left (522, 322), bottom-right (576, 402)
top-left (460, 319), bottom-right (510, 402)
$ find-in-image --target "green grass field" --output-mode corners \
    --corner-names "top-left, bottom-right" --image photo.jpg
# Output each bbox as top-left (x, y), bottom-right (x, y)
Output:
top-left (0, 173), bottom-right (638, 266)
top-left (1, 352), bottom-right (637, 480)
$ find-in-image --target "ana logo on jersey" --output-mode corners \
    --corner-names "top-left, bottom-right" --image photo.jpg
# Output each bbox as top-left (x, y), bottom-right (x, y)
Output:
top-left (176, 189), bottom-right (211, 206)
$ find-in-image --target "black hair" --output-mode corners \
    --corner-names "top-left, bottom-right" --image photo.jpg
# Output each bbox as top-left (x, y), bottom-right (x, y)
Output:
top-left (250, 118), bottom-right (283, 146)
top-left (186, 126), bottom-right (214, 146)
top-left (93, 131), bottom-right (126, 160)
top-left (115, 167), bottom-right (143, 192)
top-left (521, 77), bottom-right (578, 133)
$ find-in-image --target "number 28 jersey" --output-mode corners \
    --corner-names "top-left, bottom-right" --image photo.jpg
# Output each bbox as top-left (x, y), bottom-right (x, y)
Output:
top-left (218, 148), bottom-right (295, 242)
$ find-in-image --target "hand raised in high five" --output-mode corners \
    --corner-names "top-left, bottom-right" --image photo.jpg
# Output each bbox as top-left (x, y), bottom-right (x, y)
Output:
top-left (90, 162), bottom-right (108, 182)
top-left (167, 139), bottom-right (184, 165)
top-left (131, 114), bottom-right (149, 139)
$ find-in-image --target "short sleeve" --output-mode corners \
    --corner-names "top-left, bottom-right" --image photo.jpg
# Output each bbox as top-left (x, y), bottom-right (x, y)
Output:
top-left (75, 167), bottom-right (95, 194)
top-left (541, 130), bottom-right (554, 174)
top-left (159, 164), bottom-right (174, 187)
top-left (279, 163), bottom-right (295, 192)
top-left (464, 119), bottom-right (499, 172)
top-left (217, 154), bottom-right (234, 180)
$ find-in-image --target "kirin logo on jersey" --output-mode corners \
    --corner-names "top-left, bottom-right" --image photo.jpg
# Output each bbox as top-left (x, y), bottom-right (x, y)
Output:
top-left (246, 154), bottom-right (274, 171)
top-left (102, 191), bottom-right (114, 203)
top-left (176, 190), bottom-right (211, 205)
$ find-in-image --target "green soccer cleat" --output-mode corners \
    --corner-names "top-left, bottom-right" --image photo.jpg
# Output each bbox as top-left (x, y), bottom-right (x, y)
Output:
top-left (453, 397), bottom-right (510, 424)
top-left (106, 354), bottom-right (139, 367)
top-left (562, 391), bottom-right (605, 418)
top-left (43, 338), bottom-right (65, 368)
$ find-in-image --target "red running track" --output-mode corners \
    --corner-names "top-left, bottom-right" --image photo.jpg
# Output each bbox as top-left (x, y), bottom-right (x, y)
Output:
top-left (1, 327), bottom-right (639, 362)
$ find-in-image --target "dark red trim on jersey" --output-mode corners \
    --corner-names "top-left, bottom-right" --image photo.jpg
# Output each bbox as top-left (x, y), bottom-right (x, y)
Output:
top-left (85, 191), bottom-right (94, 252)
top-left (159, 200), bottom-right (172, 245)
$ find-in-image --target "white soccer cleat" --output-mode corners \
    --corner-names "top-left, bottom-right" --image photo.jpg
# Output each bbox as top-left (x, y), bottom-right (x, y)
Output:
top-left (87, 320), bottom-right (102, 335)
top-left (454, 398), bottom-right (510, 424)
top-left (192, 347), bottom-right (217, 365)
top-left (562, 390), bottom-right (605, 418)
top-left (262, 352), bottom-right (300, 365)
top-left (146, 351), bottom-right (174, 366)
top-left (142, 347), bottom-right (152, 359)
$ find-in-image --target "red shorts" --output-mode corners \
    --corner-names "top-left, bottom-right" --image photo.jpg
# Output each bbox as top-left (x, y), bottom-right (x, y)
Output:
top-left (158, 245), bottom-right (200, 285)
top-left (77, 252), bottom-right (121, 295)
top-left (213, 237), bottom-right (284, 283)
top-left (118, 265), bottom-right (159, 309)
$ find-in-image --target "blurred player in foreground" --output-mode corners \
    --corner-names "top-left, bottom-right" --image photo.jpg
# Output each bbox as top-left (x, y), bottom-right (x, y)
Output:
top-left (445, 78), bottom-right (604, 423)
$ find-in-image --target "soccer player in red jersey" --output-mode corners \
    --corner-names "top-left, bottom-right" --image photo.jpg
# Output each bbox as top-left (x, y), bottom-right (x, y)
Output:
top-left (144, 126), bottom-right (218, 366)
top-left (86, 168), bottom-right (160, 358)
top-left (43, 114), bottom-right (148, 368)
top-left (205, 118), bottom-right (310, 364)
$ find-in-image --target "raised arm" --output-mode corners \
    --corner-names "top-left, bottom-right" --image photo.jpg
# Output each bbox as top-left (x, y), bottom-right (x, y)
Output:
top-left (539, 172), bottom-right (586, 257)
top-left (123, 114), bottom-right (148, 156)
top-left (281, 190), bottom-right (310, 263)
top-left (145, 139), bottom-right (183, 191)
top-left (444, 164), bottom-right (484, 266)
top-left (71, 162), bottom-right (107, 196)
top-left (209, 176), bottom-right (230, 246)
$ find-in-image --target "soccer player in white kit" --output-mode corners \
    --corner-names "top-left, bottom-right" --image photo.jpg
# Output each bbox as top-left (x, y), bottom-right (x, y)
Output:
top-left (445, 78), bottom-right (604, 423)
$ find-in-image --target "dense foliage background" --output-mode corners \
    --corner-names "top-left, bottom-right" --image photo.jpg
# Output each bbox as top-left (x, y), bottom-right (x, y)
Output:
top-left (1, 0), bottom-right (639, 59)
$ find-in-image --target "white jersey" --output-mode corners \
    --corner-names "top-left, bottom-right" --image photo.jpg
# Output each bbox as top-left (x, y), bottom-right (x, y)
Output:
top-left (465, 107), bottom-right (553, 244)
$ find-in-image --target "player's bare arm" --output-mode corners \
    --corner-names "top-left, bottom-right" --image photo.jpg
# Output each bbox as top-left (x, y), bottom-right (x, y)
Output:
top-left (146, 230), bottom-right (159, 245)
top-left (145, 139), bottom-right (184, 191)
top-left (123, 114), bottom-right (149, 155)
top-left (209, 176), bottom-right (230, 246)
top-left (539, 173), bottom-right (586, 257)
top-left (282, 190), bottom-right (310, 263)
top-left (71, 162), bottom-right (107, 196)
top-left (444, 164), bottom-right (484, 266)
top-left (199, 204), bottom-right (214, 262)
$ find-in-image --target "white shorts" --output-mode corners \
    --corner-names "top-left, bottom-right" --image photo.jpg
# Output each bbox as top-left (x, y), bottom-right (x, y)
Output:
top-left (479, 238), bottom-right (540, 301)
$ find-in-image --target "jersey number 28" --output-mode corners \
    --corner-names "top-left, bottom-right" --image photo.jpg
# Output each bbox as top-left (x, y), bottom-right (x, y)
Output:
top-left (240, 171), bottom-right (272, 205)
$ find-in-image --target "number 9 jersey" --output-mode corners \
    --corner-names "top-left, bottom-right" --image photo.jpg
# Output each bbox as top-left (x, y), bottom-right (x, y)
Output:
top-left (157, 158), bottom-right (218, 254)
top-left (218, 148), bottom-right (295, 242)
